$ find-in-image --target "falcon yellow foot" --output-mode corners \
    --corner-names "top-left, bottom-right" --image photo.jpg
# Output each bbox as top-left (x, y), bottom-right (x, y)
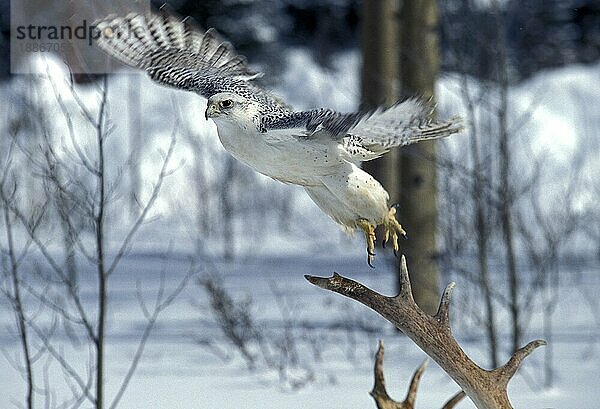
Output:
top-left (382, 206), bottom-right (407, 257)
top-left (357, 219), bottom-right (376, 268)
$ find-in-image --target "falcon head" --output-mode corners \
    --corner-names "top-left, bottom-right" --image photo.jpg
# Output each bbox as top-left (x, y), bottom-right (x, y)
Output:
top-left (205, 92), bottom-right (259, 125)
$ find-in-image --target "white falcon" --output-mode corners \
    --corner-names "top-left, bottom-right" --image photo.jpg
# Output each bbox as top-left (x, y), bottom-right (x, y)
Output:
top-left (94, 10), bottom-right (462, 266)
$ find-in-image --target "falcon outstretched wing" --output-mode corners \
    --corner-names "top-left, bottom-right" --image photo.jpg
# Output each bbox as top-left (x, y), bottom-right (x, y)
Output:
top-left (94, 11), bottom-right (461, 162)
top-left (94, 10), bottom-right (289, 113)
top-left (262, 98), bottom-right (463, 161)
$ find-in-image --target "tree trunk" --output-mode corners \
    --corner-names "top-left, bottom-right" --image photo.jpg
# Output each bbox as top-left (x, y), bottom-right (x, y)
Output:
top-left (397, 0), bottom-right (440, 315)
top-left (494, 7), bottom-right (521, 353)
top-left (498, 73), bottom-right (521, 353)
top-left (360, 0), bottom-right (401, 205)
top-left (95, 77), bottom-right (108, 409)
top-left (460, 74), bottom-right (499, 368)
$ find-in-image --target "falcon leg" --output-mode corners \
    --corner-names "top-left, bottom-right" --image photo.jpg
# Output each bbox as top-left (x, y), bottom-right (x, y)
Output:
top-left (381, 207), bottom-right (407, 257)
top-left (357, 219), bottom-right (376, 268)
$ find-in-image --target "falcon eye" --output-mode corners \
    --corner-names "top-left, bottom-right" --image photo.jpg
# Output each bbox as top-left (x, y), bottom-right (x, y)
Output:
top-left (219, 99), bottom-right (234, 109)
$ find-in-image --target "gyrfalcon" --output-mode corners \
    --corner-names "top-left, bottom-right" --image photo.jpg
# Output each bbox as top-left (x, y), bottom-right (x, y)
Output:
top-left (94, 10), bottom-right (463, 266)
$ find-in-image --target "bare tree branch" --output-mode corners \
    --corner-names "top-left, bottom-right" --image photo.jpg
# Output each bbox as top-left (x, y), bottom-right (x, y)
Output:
top-left (105, 129), bottom-right (178, 278)
top-left (27, 320), bottom-right (95, 404)
top-left (110, 265), bottom-right (195, 409)
top-left (1, 144), bottom-right (35, 409)
top-left (45, 66), bottom-right (98, 176)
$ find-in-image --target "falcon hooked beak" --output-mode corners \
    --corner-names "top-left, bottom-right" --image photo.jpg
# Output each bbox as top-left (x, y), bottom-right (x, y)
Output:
top-left (205, 103), bottom-right (220, 120)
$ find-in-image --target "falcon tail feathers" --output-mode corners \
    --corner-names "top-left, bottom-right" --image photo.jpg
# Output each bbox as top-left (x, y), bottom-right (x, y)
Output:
top-left (349, 98), bottom-right (464, 150)
top-left (93, 11), bottom-right (260, 80)
top-left (406, 115), bottom-right (464, 144)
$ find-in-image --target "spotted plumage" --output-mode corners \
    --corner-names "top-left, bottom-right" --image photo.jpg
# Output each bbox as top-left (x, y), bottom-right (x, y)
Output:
top-left (94, 10), bottom-right (463, 266)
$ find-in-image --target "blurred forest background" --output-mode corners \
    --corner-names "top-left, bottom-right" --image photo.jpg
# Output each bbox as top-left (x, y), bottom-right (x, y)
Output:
top-left (2, 0), bottom-right (599, 78)
top-left (0, 0), bottom-right (599, 408)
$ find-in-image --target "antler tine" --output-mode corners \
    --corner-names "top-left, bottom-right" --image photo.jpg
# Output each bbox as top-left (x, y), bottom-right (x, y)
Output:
top-left (493, 339), bottom-right (547, 386)
top-left (369, 341), bottom-right (464, 409)
top-left (370, 340), bottom-right (404, 409)
top-left (441, 391), bottom-right (467, 409)
top-left (396, 255), bottom-right (415, 303)
top-left (434, 282), bottom-right (456, 327)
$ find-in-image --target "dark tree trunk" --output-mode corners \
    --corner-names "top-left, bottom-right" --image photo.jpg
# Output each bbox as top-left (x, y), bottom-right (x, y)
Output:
top-left (397, 0), bottom-right (441, 315)
top-left (360, 0), bottom-right (401, 205)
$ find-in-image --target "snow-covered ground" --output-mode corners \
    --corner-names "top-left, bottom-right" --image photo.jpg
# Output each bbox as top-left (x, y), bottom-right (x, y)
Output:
top-left (1, 50), bottom-right (599, 408)
top-left (0, 253), bottom-right (598, 408)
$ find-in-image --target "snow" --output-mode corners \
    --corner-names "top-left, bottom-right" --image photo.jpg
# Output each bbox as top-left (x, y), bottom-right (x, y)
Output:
top-left (1, 254), bottom-right (598, 408)
top-left (1, 50), bottom-right (599, 408)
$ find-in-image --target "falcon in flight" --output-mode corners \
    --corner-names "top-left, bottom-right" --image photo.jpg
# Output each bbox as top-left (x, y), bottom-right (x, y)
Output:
top-left (94, 11), bottom-right (462, 266)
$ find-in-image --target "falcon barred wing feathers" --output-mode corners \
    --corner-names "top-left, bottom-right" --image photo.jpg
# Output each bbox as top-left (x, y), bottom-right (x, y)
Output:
top-left (94, 12), bottom-right (263, 96)
top-left (262, 98), bottom-right (462, 162)
top-left (94, 10), bottom-right (462, 152)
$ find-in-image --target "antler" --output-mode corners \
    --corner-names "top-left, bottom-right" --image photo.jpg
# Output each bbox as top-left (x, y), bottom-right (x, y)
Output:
top-left (305, 256), bottom-right (545, 409)
top-left (370, 340), bottom-right (465, 409)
